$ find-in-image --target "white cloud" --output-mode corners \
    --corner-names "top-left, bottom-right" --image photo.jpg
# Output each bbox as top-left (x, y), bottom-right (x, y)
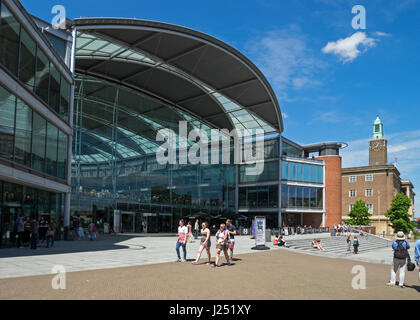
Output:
top-left (322, 32), bottom-right (376, 63)
top-left (374, 31), bottom-right (392, 37)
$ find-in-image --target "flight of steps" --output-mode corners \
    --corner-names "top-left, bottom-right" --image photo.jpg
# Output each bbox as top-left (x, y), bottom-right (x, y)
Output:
top-left (284, 233), bottom-right (392, 257)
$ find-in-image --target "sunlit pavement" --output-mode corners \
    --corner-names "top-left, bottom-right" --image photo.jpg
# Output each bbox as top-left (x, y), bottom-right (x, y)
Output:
top-left (0, 234), bottom-right (416, 279)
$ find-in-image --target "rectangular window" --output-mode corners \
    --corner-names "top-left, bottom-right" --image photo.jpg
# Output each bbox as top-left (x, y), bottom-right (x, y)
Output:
top-left (366, 204), bottom-right (373, 214)
top-left (281, 161), bottom-right (289, 180)
top-left (14, 99), bottom-right (32, 167)
top-left (49, 64), bottom-right (60, 113)
top-left (349, 189), bottom-right (356, 198)
top-left (365, 189), bottom-right (373, 197)
top-left (365, 174), bottom-right (373, 182)
top-left (0, 85), bottom-right (16, 160)
top-left (349, 204), bottom-right (354, 212)
top-left (317, 165), bottom-right (323, 183)
top-left (349, 176), bottom-right (357, 183)
top-left (60, 79), bottom-right (70, 122)
top-left (46, 123), bottom-right (58, 176)
top-left (296, 163), bottom-right (303, 181)
top-left (18, 28), bottom-right (36, 91)
top-left (35, 49), bottom-right (50, 105)
top-left (31, 112), bottom-right (46, 172)
top-left (57, 130), bottom-right (68, 180)
top-left (303, 164), bottom-right (310, 182)
top-left (0, 3), bottom-right (21, 76)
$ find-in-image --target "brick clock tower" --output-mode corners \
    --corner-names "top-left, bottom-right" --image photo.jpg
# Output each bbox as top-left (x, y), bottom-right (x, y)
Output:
top-left (369, 116), bottom-right (387, 166)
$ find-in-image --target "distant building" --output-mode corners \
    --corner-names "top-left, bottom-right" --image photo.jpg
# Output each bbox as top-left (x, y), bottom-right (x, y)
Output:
top-left (342, 117), bottom-right (415, 235)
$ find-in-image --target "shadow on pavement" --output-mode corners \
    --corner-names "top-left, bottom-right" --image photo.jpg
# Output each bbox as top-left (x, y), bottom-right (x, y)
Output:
top-left (0, 235), bottom-right (144, 258)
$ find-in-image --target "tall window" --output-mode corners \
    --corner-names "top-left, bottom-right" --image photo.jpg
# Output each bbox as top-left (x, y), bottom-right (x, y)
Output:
top-left (349, 176), bottom-right (357, 183)
top-left (349, 189), bottom-right (356, 198)
top-left (365, 189), bottom-right (373, 197)
top-left (46, 123), bottom-right (58, 176)
top-left (18, 29), bottom-right (36, 91)
top-left (0, 3), bottom-right (21, 76)
top-left (60, 79), bottom-right (70, 121)
top-left (14, 99), bottom-right (32, 166)
top-left (31, 112), bottom-right (46, 172)
top-left (0, 85), bottom-right (16, 160)
top-left (35, 49), bottom-right (50, 104)
top-left (57, 130), bottom-right (67, 180)
top-left (366, 204), bottom-right (373, 214)
top-left (349, 204), bottom-right (354, 212)
top-left (365, 174), bottom-right (373, 182)
top-left (49, 63), bottom-right (61, 113)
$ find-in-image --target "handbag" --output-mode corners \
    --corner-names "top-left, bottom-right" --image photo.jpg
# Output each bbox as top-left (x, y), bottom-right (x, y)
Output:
top-left (407, 251), bottom-right (416, 272)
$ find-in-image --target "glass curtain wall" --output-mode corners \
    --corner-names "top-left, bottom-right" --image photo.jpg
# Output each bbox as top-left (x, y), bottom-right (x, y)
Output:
top-left (281, 185), bottom-right (323, 209)
top-left (0, 181), bottom-right (62, 248)
top-left (72, 74), bottom-right (236, 230)
top-left (0, 0), bottom-right (71, 122)
top-left (0, 84), bottom-right (68, 180)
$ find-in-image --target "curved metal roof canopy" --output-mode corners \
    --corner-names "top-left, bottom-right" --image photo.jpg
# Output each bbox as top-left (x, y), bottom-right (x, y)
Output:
top-left (73, 18), bottom-right (283, 134)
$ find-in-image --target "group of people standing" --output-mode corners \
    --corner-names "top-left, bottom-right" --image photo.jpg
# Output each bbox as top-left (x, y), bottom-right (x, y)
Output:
top-left (333, 224), bottom-right (351, 236)
top-left (15, 215), bottom-right (57, 250)
top-left (176, 219), bottom-right (237, 268)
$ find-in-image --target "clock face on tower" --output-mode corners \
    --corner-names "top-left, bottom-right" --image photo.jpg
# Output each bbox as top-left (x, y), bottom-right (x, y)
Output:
top-left (370, 140), bottom-right (385, 151)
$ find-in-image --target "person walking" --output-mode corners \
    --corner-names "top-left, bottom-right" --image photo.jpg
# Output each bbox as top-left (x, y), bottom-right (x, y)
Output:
top-left (176, 219), bottom-right (188, 262)
top-left (73, 215), bottom-right (80, 240)
top-left (30, 216), bottom-right (39, 250)
top-left (23, 217), bottom-right (31, 247)
top-left (16, 215), bottom-right (25, 248)
top-left (46, 219), bottom-right (56, 248)
top-left (347, 234), bottom-right (352, 252)
top-left (38, 217), bottom-right (48, 247)
top-left (353, 236), bottom-right (359, 254)
top-left (213, 224), bottom-right (230, 268)
top-left (415, 239), bottom-right (420, 281)
top-left (192, 222), bottom-right (211, 265)
top-left (88, 221), bottom-right (97, 241)
top-left (226, 219), bottom-right (237, 263)
top-left (187, 221), bottom-right (193, 243)
top-left (194, 219), bottom-right (200, 240)
top-left (387, 231), bottom-right (411, 288)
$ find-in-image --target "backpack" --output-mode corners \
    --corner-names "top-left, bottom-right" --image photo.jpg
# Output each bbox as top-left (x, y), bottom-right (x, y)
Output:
top-left (394, 241), bottom-right (408, 259)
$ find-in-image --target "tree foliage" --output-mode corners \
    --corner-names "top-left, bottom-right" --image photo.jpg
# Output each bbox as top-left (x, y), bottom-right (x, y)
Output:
top-left (385, 193), bottom-right (416, 234)
top-left (348, 199), bottom-right (372, 226)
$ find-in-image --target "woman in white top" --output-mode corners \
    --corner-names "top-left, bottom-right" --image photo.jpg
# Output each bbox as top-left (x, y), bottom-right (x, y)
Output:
top-left (192, 222), bottom-right (211, 265)
top-left (213, 224), bottom-right (230, 267)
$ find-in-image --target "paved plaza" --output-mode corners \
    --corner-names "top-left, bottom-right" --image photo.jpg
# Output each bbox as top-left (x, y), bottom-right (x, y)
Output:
top-left (0, 234), bottom-right (419, 299)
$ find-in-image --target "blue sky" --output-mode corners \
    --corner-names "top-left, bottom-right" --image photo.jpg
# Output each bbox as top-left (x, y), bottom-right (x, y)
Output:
top-left (22, 0), bottom-right (420, 217)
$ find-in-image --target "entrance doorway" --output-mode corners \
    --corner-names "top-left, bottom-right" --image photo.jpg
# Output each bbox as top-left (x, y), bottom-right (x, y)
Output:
top-left (142, 213), bottom-right (158, 233)
top-left (120, 212), bottom-right (135, 233)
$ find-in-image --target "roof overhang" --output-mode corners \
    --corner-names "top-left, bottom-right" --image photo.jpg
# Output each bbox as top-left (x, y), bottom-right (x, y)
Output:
top-left (72, 18), bottom-right (283, 134)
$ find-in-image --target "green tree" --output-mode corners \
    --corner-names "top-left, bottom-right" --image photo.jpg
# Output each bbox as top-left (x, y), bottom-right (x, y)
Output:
top-left (348, 200), bottom-right (372, 226)
top-left (385, 193), bottom-right (416, 234)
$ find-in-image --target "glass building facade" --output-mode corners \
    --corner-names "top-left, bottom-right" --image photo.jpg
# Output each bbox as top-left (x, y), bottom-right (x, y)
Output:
top-left (0, 0), bottom-right (72, 247)
top-left (0, 0), bottom-right (334, 243)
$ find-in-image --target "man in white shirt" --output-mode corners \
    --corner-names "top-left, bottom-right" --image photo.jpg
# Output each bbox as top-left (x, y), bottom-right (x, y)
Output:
top-left (176, 219), bottom-right (188, 262)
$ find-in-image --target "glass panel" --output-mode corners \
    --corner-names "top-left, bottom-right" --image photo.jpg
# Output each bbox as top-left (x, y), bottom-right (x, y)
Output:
top-left (15, 99), bottom-right (32, 166)
top-left (32, 113), bottom-right (46, 172)
top-left (0, 85), bottom-right (15, 160)
top-left (317, 188), bottom-right (323, 208)
top-left (0, 3), bottom-right (20, 76)
top-left (289, 162), bottom-right (296, 180)
top-left (46, 123), bottom-right (58, 176)
top-left (296, 186), bottom-right (303, 207)
top-left (303, 187), bottom-right (310, 207)
top-left (317, 166), bottom-right (323, 183)
top-left (296, 163), bottom-right (303, 181)
top-left (310, 165), bottom-right (317, 182)
top-left (18, 29), bottom-right (36, 91)
top-left (281, 161), bottom-right (289, 180)
top-left (35, 50), bottom-right (50, 105)
top-left (303, 164), bottom-right (310, 182)
top-left (287, 185), bottom-right (296, 208)
top-left (239, 160), bottom-right (278, 183)
top-left (60, 79), bottom-right (70, 121)
top-left (49, 64), bottom-right (61, 113)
